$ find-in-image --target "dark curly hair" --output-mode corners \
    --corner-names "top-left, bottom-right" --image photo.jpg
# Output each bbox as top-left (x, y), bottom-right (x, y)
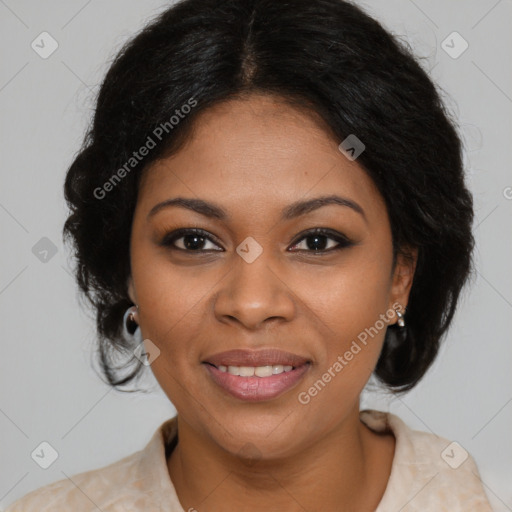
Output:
top-left (62, 0), bottom-right (474, 393)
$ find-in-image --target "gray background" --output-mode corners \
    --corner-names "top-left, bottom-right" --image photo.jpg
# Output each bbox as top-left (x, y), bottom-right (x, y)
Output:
top-left (1, 0), bottom-right (511, 509)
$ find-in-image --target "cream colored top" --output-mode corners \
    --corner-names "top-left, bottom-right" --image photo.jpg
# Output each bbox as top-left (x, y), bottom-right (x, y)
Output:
top-left (5, 410), bottom-right (493, 511)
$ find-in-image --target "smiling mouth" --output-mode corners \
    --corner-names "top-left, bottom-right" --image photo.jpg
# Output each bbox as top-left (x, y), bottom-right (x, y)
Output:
top-left (203, 362), bottom-right (307, 377)
top-left (202, 362), bottom-right (311, 402)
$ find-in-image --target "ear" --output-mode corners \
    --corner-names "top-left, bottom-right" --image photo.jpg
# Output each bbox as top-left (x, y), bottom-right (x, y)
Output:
top-left (127, 275), bottom-right (137, 305)
top-left (389, 246), bottom-right (417, 315)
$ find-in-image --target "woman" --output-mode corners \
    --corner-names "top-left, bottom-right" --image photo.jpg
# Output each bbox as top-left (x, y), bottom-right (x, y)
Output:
top-left (6, 0), bottom-right (494, 510)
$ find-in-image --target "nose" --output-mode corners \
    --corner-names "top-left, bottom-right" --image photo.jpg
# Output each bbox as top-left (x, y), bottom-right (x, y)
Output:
top-left (213, 248), bottom-right (296, 330)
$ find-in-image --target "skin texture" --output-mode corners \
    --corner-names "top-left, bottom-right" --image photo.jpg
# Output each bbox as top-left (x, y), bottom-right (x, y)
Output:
top-left (127, 93), bottom-right (416, 511)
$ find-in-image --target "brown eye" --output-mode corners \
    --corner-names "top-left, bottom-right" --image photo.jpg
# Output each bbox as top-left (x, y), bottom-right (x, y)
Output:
top-left (160, 228), bottom-right (223, 252)
top-left (288, 228), bottom-right (354, 253)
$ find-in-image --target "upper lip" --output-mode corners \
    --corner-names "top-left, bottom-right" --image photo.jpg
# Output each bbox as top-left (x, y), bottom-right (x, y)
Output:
top-left (203, 348), bottom-right (311, 368)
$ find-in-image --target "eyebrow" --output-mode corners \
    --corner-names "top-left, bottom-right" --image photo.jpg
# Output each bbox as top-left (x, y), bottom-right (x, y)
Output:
top-left (147, 194), bottom-right (366, 222)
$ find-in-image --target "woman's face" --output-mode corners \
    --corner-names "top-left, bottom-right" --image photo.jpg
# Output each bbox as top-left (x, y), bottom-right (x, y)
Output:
top-left (128, 93), bottom-right (414, 459)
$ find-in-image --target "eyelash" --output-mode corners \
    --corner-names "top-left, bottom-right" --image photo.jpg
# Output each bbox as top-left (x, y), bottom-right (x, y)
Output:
top-left (159, 227), bottom-right (354, 254)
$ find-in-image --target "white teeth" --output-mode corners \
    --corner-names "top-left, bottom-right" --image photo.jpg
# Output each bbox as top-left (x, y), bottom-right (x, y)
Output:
top-left (239, 366), bottom-right (255, 377)
top-left (255, 366), bottom-right (273, 377)
top-left (218, 364), bottom-right (296, 377)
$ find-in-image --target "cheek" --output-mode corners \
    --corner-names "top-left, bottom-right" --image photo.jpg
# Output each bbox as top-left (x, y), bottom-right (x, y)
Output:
top-left (295, 247), bottom-right (393, 403)
top-left (131, 257), bottom-right (211, 407)
top-left (305, 247), bottom-right (393, 341)
top-left (294, 255), bottom-right (393, 429)
top-left (130, 247), bottom-right (213, 361)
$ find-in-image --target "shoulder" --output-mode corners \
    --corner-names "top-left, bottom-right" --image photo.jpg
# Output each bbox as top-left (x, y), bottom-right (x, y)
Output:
top-left (360, 409), bottom-right (494, 511)
top-left (4, 450), bottom-right (142, 512)
top-left (4, 417), bottom-right (179, 512)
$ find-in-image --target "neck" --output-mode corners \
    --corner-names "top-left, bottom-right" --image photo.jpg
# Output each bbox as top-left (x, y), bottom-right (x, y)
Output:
top-left (167, 406), bottom-right (395, 512)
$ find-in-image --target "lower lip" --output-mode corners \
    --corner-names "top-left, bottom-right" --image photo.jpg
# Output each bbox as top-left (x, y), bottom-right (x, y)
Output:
top-left (203, 363), bottom-right (311, 402)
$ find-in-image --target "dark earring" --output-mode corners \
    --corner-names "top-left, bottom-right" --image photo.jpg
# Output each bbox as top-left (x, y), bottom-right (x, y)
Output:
top-left (123, 305), bottom-right (139, 335)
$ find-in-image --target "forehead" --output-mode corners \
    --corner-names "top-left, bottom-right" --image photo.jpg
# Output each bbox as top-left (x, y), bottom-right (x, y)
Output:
top-left (137, 94), bottom-right (386, 226)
